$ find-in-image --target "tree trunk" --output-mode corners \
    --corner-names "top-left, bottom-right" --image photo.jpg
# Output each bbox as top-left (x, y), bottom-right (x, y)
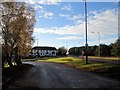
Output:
top-left (14, 47), bottom-right (22, 65)
top-left (7, 59), bottom-right (13, 67)
top-left (6, 52), bottom-right (13, 67)
top-left (15, 56), bottom-right (22, 65)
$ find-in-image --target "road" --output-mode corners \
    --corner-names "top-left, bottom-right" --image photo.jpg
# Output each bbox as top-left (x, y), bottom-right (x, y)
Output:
top-left (72, 56), bottom-right (120, 64)
top-left (7, 61), bottom-right (120, 89)
top-left (88, 58), bottom-right (120, 64)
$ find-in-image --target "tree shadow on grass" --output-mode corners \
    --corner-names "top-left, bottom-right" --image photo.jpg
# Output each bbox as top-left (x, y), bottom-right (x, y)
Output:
top-left (2, 64), bottom-right (34, 90)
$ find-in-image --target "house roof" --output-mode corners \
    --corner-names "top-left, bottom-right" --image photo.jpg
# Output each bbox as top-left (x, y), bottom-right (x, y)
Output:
top-left (32, 46), bottom-right (57, 50)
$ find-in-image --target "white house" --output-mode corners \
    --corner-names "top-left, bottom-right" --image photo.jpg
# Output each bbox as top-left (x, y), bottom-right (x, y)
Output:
top-left (30, 46), bottom-right (57, 57)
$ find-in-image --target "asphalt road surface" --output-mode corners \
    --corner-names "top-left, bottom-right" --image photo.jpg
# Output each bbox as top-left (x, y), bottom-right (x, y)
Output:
top-left (72, 56), bottom-right (120, 64)
top-left (8, 61), bottom-right (120, 89)
top-left (88, 58), bottom-right (120, 64)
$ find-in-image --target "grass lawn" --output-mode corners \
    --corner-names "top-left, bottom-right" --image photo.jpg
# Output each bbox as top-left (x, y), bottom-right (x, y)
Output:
top-left (21, 57), bottom-right (55, 62)
top-left (4, 62), bottom-right (17, 68)
top-left (38, 57), bottom-right (120, 80)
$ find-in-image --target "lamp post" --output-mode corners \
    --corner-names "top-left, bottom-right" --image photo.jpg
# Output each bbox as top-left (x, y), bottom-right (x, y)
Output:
top-left (36, 38), bottom-right (38, 46)
top-left (63, 42), bottom-right (68, 54)
top-left (91, 31), bottom-right (101, 57)
top-left (84, 0), bottom-right (88, 64)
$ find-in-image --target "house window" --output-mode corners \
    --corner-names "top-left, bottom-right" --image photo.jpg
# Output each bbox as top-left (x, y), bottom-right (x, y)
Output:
top-left (39, 50), bottom-right (41, 53)
top-left (46, 52), bottom-right (49, 54)
top-left (52, 52), bottom-right (55, 54)
top-left (44, 50), bottom-right (46, 53)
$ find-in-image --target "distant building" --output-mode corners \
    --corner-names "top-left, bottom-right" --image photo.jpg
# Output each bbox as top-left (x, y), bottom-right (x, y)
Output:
top-left (30, 46), bottom-right (57, 57)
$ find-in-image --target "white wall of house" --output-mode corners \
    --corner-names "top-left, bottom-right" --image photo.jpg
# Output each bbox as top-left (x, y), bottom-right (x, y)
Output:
top-left (31, 49), bottom-right (57, 57)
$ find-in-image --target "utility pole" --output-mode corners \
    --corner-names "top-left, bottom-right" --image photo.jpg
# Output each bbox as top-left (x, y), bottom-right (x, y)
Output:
top-left (84, 0), bottom-right (88, 64)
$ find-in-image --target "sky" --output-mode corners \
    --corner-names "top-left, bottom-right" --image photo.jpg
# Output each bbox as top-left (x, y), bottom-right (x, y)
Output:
top-left (24, 0), bottom-right (119, 49)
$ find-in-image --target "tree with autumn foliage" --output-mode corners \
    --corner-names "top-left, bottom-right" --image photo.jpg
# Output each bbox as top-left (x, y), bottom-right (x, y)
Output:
top-left (1, 2), bottom-right (35, 67)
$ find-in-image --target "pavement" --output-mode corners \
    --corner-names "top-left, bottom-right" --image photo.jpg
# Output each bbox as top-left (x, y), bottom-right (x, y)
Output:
top-left (6, 61), bottom-right (120, 89)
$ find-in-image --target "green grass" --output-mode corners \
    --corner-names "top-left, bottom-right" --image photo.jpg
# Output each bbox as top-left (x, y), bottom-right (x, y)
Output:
top-left (21, 57), bottom-right (56, 62)
top-left (38, 57), bottom-right (118, 72)
top-left (21, 58), bottom-right (36, 62)
top-left (4, 62), bottom-right (17, 68)
top-left (38, 57), bottom-right (78, 63)
top-left (38, 56), bottom-right (120, 80)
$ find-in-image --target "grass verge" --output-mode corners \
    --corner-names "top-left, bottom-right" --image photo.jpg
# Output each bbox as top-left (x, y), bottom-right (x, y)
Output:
top-left (38, 57), bottom-right (120, 80)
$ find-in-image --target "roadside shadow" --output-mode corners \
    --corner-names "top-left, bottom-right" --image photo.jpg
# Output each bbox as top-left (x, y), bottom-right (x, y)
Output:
top-left (2, 63), bottom-right (34, 90)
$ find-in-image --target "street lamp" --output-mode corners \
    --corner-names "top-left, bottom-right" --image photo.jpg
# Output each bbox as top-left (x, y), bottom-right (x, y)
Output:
top-left (84, 0), bottom-right (88, 64)
top-left (36, 38), bottom-right (38, 46)
top-left (91, 31), bottom-right (101, 57)
top-left (63, 42), bottom-right (68, 54)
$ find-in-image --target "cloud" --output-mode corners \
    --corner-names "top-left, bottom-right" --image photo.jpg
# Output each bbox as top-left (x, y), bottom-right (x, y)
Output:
top-left (44, 12), bottom-right (53, 18)
top-left (27, 0), bottom-right (36, 4)
top-left (38, 0), bottom-right (60, 5)
top-left (59, 14), bottom-right (84, 24)
top-left (57, 36), bottom-right (81, 40)
top-left (69, 14), bottom-right (83, 20)
top-left (34, 5), bottom-right (43, 10)
top-left (75, 19), bottom-right (84, 24)
top-left (26, 1), bottom-right (54, 19)
top-left (35, 9), bottom-right (118, 35)
top-left (59, 14), bottom-right (83, 23)
top-left (34, 24), bottom-right (84, 35)
top-left (88, 37), bottom-right (118, 45)
top-left (22, 0), bottom-right (36, 4)
top-left (39, 11), bottom-right (53, 19)
top-left (87, 9), bottom-right (118, 35)
top-left (69, 14), bottom-right (84, 24)
top-left (34, 9), bottom-right (118, 44)
top-left (23, 0), bottom-right (60, 5)
top-left (59, 14), bottom-right (70, 18)
top-left (61, 4), bottom-right (72, 11)
top-left (35, 6), bottom-right (54, 19)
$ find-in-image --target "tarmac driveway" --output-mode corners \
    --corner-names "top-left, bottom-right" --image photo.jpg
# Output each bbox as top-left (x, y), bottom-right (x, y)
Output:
top-left (7, 61), bottom-right (120, 89)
